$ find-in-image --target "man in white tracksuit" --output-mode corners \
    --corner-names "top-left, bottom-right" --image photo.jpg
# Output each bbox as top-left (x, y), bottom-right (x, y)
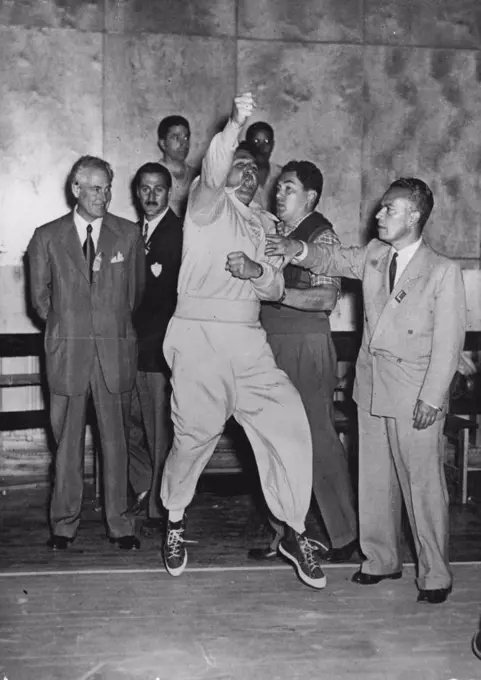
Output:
top-left (160, 93), bottom-right (326, 589)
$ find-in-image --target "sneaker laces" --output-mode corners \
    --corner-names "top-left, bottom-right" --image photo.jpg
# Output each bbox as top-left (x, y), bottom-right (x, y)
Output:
top-left (166, 526), bottom-right (184, 559)
top-left (299, 535), bottom-right (322, 573)
top-left (304, 537), bottom-right (329, 553)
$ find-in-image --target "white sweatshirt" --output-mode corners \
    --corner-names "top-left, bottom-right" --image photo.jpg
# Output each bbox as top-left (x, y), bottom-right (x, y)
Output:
top-left (174, 119), bottom-right (284, 324)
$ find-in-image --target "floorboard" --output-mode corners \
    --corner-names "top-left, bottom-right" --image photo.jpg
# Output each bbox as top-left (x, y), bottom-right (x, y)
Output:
top-left (1, 566), bottom-right (481, 680)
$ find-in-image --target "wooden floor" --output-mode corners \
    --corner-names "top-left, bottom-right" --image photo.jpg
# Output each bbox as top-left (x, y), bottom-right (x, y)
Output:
top-left (1, 477), bottom-right (481, 679)
top-left (1, 565), bottom-right (481, 679)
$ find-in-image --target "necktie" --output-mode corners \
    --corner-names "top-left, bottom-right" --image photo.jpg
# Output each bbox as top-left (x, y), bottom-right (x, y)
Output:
top-left (83, 224), bottom-right (95, 283)
top-left (142, 221), bottom-right (150, 243)
top-left (389, 252), bottom-right (398, 293)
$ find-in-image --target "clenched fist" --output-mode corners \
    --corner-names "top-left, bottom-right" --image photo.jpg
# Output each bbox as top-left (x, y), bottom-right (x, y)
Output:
top-left (232, 92), bottom-right (256, 127)
top-left (225, 251), bottom-right (263, 280)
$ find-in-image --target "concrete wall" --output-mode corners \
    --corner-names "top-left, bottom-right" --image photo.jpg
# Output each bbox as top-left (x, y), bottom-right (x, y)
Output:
top-left (1, 0), bottom-right (480, 458)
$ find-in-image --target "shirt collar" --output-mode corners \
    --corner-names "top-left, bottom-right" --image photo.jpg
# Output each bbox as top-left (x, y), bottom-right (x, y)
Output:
top-left (278, 212), bottom-right (313, 236)
top-left (392, 237), bottom-right (422, 259)
top-left (74, 205), bottom-right (103, 233)
top-left (144, 206), bottom-right (169, 231)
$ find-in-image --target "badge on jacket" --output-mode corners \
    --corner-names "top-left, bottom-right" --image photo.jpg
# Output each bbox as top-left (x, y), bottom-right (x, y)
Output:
top-left (151, 262), bottom-right (163, 277)
top-left (92, 252), bottom-right (103, 272)
top-left (111, 252), bottom-right (124, 263)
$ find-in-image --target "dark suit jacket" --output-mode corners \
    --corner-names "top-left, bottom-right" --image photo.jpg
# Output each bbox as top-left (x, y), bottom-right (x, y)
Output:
top-left (134, 207), bottom-right (183, 373)
top-left (27, 211), bottom-right (146, 396)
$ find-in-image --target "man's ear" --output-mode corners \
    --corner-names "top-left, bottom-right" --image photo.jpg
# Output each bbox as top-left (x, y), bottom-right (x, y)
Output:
top-left (410, 208), bottom-right (421, 228)
top-left (71, 182), bottom-right (80, 200)
top-left (158, 138), bottom-right (165, 154)
top-left (307, 189), bottom-right (317, 211)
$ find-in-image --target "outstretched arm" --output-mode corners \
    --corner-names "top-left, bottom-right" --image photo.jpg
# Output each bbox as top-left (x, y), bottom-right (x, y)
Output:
top-left (265, 234), bottom-right (367, 280)
top-left (189, 93), bottom-right (256, 224)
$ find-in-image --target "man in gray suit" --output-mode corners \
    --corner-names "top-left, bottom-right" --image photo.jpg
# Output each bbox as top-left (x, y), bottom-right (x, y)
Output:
top-left (266, 178), bottom-right (466, 603)
top-left (27, 155), bottom-right (146, 550)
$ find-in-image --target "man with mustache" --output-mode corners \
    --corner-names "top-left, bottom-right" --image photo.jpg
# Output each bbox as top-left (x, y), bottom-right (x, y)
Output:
top-left (265, 177), bottom-right (466, 603)
top-left (128, 162), bottom-right (183, 530)
top-left (27, 155), bottom-right (145, 550)
top-left (248, 160), bottom-right (358, 564)
top-left (160, 93), bottom-right (326, 590)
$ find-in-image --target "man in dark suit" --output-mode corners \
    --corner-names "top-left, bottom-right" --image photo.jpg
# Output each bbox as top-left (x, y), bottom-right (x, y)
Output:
top-left (27, 155), bottom-right (145, 550)
top-left (128, 162), bottom-right (183, 528)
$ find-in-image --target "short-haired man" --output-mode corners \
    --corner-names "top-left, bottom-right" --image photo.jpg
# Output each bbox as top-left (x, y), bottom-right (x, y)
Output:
top-left (27, 156), bottom-right (146, 550)
top-left (128, 162), bottom-right (183, 529)
top-left (245, 121), bottom-right (282, 212)
top-left (157, 115), bottom-right (196, 218)
top-left (249, 160), bottom-right (358, 562)
top-left (266, 177), bottom-right (466, 603)
top-left (160, 93), bottom-right (326, 590)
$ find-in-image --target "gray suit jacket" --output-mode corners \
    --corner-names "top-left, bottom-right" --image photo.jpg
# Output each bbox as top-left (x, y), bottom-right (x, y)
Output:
top-left (28, 211), bottom-right (146, 396)
top-left (302, 238), bottom-right (466, 419)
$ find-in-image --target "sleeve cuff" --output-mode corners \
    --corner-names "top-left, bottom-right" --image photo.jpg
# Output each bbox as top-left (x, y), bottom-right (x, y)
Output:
top-left (291, 240), bottom-right (308, 264)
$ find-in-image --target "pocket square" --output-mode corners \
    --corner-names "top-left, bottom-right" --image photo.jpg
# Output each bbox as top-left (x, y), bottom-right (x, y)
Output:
top-left (110, 252), bottom-right (124, 263)
top-left (151, 262), bottom-right (162, 277)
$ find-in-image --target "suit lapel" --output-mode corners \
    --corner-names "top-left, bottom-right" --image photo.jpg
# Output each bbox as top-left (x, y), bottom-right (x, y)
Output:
top-left (60, 214), bottom-right (90, 282)
top-left (96, 214), bottom-right (118, 263)
top-left (370, 240), bottom-right (429, 346)
top-left (391, 240), bottom-right (427, 294)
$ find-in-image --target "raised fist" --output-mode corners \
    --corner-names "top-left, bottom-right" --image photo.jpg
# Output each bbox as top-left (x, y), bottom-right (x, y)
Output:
top-left (232, 92), bottom-right (256, 127)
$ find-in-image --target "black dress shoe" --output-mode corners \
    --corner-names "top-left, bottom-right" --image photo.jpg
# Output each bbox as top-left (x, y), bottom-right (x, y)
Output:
top-left (247, 547), bottom-right (278, 561)
top-left (110, 535), bottom-right (140, 550)
top-left (322, 540), bottom-right (358, 563)
top-left (47, 535), bottom-right (72, 550)
top-left (352, 570), bottom-right (402, 585)
top-left (417, 586), bottom-right (451, 604)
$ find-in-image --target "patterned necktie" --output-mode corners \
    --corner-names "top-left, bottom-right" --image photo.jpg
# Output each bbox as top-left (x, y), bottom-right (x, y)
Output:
top-left (143, 221), bottom-right (150, 243)
top-left (83, 224), bottom-right (95, 283)
top-left (389, 252), bottom-right (398, 293)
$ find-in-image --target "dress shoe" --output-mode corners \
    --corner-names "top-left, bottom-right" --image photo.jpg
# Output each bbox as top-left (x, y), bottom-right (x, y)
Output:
top-left (110, 535), bottom-right (140, 550)
top-left (130, 491), bottom-right (149, 516)
top-left (47, 535), bottom-right (72, 550)
top-left (472, 630), bottom-right (481, 659)
top-left (247, 547), bottom-right (278, 561)
top-left (321, 540), bottom-right (359, 563)
top-left (417, 586), bottom-right (451, 604)
top-left (352, 570), bottom-right (402, 585)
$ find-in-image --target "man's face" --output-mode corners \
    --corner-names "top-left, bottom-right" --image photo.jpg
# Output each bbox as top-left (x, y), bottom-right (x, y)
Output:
top-left (226, 150), bottom-right (259, 205)
top-left (376, 187), bottom-right (419, 248)
top-left (137, 172), bottom-right (170, 219)
top-left (249, 129), bottom-right (274, 163)
top-left (159, 124), bottom-right (190, 163)
top-left (72, 167), bottom-right (111, 222)
top-left (276, 171), bottom-right (312, 226)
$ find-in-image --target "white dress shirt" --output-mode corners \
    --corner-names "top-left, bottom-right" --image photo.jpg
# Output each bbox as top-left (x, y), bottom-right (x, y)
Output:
top-left (390, 237), bottom-right (422, 287)
top-left (73, 206), bottom-right (102, 250)
top-left (143, 207), bottom-right (169, 243)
